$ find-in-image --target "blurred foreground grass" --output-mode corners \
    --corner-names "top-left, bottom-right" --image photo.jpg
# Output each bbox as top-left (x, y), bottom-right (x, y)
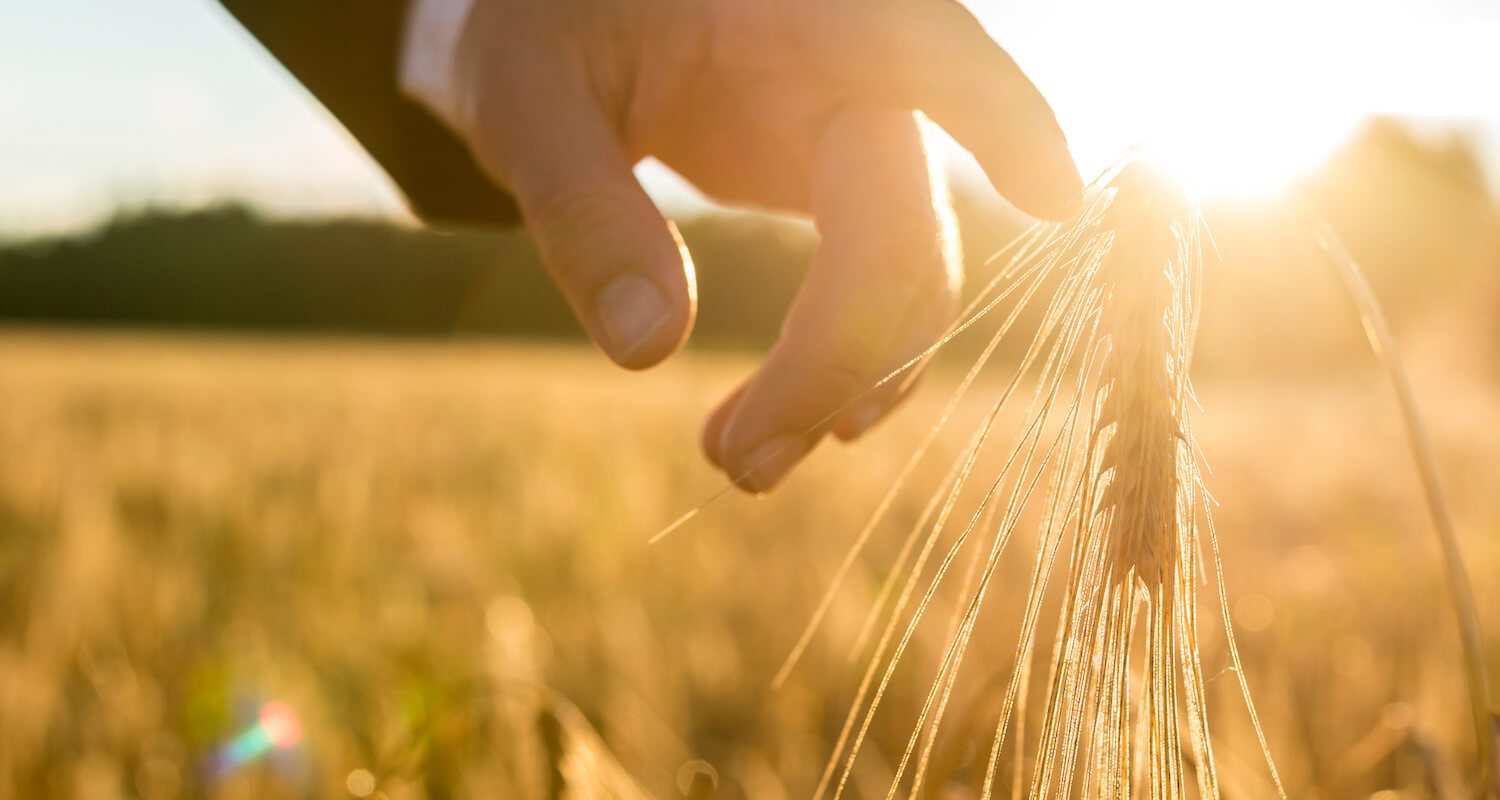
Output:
top-left (0, 331), bottom-right (1495, 799)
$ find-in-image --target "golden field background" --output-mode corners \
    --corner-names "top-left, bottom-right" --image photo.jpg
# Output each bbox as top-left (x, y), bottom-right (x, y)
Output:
top-left (0, 327), bottom-right (1495, 799)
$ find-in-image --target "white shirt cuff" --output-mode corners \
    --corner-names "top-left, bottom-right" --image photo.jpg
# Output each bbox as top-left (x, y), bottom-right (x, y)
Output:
top-left (399, 0), bottom-right (476, 135)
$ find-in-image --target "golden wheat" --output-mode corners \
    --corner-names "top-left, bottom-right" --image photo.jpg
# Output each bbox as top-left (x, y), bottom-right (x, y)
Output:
top-left (794, 158), bottom-right (1292, 800)
top-left (1023, 161), bottom-right (1240, 800)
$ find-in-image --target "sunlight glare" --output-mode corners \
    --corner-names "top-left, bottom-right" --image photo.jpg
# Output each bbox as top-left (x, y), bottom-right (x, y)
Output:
top-left (1132, 2), bottom-right (1358, 201)
top-left (1144, 118), bottom-right (1354, 202)
top-left (1035, 0), bottom-right (1379, 202)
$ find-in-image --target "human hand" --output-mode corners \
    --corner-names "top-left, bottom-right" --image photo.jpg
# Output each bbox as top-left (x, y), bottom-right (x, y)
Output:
top-left (439, 0), bottom-right (1081, 491)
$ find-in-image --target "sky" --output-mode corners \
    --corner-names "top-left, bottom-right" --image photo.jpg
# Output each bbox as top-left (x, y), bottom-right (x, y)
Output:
top-left (3, 0), bottom-right (1498, 238)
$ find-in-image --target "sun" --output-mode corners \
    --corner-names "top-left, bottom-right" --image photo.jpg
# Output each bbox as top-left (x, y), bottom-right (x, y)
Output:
top-left (1037, 0), bottom-right (1367, 204)
top-left (1062, 107), bottom-right (1359, 210)
top-left (1141, 118), bottom-right (1355, 203)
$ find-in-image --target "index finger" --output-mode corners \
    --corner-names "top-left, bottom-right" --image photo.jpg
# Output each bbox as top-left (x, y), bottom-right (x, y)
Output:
top-left (794, 0), bottom-right (1083, 220)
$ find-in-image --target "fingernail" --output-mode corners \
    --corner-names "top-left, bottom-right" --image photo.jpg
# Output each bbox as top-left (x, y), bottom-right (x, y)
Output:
top-left (735, 435), bottom-right (809, 493)
top-left (838, 400), bottom-right (886, 440)
top-left (595, 274), bottom-right (669, 358)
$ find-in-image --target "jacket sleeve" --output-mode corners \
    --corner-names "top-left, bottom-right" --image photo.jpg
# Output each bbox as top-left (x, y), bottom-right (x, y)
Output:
top-left (218, 0), bottom-right (521, 228)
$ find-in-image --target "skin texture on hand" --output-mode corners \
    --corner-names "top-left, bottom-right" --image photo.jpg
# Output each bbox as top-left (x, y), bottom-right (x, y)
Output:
top-left (447, 0), bottom-right (1082, 492)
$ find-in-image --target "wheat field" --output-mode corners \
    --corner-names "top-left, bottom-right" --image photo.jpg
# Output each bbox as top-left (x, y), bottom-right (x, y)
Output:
top-left (0, 327), bottom-right (1495, 799)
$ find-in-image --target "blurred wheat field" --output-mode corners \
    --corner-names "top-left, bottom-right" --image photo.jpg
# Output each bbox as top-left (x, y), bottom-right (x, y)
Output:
top-left (0, 330), bottom-right (1496, 799)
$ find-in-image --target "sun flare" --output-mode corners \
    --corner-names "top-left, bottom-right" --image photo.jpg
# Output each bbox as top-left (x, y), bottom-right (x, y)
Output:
top-left (1143, 119), bottom-right (1355, 202)
top-left (1034, 0), bottom-right (1383, 204)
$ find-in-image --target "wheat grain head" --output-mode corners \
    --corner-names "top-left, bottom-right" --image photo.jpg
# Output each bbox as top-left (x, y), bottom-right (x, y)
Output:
top-left (807, 157), bottom-right (1285, 800)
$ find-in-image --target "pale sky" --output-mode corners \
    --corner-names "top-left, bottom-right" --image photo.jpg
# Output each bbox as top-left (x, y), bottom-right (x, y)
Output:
top-left (3, 0), bottom-right (1498, 238)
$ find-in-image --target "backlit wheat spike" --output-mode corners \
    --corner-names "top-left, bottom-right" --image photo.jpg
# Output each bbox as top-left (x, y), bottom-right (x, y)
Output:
top-left (1089, 162), bottom-right (1194, 791)
top-left (816, 197), bottom-right (1117, 800)
top-left (817, 156), bottom-right (1286, 800)
top-left (1028, 161), bottom-right (1239, 800)
top-left (1025, 162), bottom-right (1281, 799)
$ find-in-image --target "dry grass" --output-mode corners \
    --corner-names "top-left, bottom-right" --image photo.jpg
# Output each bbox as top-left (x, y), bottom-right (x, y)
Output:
top-left (0, 321), bottom-right (1495, 798)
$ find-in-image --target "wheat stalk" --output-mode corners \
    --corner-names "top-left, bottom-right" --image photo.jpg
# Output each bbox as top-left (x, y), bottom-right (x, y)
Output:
top-left (1028, 161), bottom-right (1208, 799)
top-left (751, 152), bottom-right (1489, 799)
top-left (802, 157), bottom-right (1285, 800)
top-left (1311, 217), bottom-right (1496, 799)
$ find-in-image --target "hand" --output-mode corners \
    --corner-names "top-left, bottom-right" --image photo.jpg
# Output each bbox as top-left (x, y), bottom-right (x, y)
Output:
top-left (443, 0), bottom-right (1081, 491)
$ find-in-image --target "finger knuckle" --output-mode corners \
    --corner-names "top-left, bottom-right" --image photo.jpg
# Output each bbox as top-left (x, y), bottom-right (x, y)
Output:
top-left (883, 212), bottom-right (947, 267)
top-left (527, 186), bottom-right (634, 272)
top-left (810, 357), bottom-right (872, 406)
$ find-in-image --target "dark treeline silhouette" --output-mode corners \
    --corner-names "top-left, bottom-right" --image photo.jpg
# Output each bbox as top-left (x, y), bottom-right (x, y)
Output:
top-left (1, 119), bottom-right (1495, 367)
top-left (0, 207), bottom-right (827, 350)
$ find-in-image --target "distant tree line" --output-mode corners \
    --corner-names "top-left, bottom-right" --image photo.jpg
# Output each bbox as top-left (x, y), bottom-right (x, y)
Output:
top-left (0, 207), bottom-right (846, 350)
top-left (1, 119), bottom-right (1493, 367)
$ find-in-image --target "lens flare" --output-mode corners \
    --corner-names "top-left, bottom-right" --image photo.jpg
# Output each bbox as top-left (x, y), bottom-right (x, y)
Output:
top-left (209, 701), bottom-right (304, 777)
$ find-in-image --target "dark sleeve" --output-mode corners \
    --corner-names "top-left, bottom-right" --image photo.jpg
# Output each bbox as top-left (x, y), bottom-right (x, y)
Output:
top-left (218, 0), bottom-right (521, 229)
